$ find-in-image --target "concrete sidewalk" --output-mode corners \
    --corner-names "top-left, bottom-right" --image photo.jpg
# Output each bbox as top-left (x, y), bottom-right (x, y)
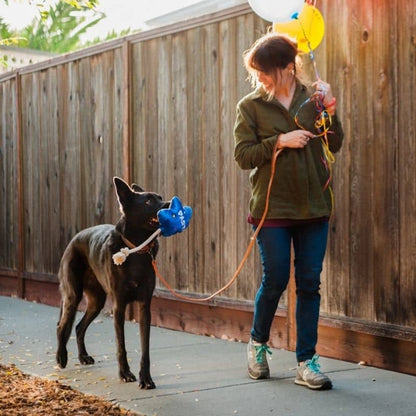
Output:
top-left (0, 296), bottom-right (414, 416)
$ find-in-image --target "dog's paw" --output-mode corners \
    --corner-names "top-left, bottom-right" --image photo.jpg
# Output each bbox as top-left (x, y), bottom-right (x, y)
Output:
top-left (139, 379), bottom-right (156, 390)
top-left (79, 354), bottom-right (95, 365)
top-left (139, 372), bottom-right (156, 390)
top-left (56, 349), bottom-right (68, 368)
top-left (120, 369), bottom-right (137, 383)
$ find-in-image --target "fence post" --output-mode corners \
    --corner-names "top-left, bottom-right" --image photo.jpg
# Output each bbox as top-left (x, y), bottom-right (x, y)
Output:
top-left (122, 40), bottom-right (135, 321)
top-left (15, 70), bottom-right (25, 299)
top-left (122, 40), bottom-right (132, 184)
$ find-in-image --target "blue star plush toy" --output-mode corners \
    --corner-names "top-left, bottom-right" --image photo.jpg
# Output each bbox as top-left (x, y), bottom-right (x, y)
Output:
top-left (157, 196), bottom-right (192, 237)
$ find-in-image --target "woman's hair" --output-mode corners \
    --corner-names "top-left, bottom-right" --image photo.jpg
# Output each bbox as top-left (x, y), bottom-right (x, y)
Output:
top-left (243, 32), bottom-right (300, 90)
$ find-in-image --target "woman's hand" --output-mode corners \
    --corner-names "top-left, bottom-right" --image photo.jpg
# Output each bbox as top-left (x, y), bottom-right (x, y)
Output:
top-left (277, 130), bottom-right (315, 149)
top-left (313, 79), bottom-right (337, 114)
top-left (313, 80), bottom-right (334, 106)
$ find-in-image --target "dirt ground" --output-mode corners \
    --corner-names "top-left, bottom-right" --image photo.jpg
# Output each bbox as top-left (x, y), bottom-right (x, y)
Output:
top-left (0, 363), bottom-right (140, 416)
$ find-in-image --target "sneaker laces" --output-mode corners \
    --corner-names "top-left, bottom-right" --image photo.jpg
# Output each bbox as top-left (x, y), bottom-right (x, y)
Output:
top-left (254, 344), bottom-right (272, 363)
top-left (306, 355), bottom-right (322, 373)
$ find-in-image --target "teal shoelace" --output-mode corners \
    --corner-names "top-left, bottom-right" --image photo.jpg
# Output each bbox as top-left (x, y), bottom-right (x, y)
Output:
top-left (306, 355), bottom-right (322, 373)
top-left (255, 344), bottom-right (272, 363)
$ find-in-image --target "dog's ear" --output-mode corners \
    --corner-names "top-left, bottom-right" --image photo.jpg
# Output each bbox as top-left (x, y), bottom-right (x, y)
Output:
top-left (113, 177), bottom-right (132, 213)
top-left (131, 184), bottom-right (144, 193)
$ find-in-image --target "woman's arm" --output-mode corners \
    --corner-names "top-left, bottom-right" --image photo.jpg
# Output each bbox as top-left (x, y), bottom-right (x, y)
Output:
top-left (233, 102), bottom-right (277, 170)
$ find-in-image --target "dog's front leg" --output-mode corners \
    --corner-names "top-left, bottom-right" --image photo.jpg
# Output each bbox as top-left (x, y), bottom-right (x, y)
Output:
top-left (138, 301), bottom-right (156, 389)
top-left (113, 302), bottom-right (136, 382)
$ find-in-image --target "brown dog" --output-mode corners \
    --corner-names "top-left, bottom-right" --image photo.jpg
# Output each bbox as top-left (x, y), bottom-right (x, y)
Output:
top-left (56, 177), bottom-right (169, 389)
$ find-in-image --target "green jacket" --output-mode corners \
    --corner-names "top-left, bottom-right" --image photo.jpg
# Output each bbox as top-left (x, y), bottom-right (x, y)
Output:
top-left (233, 83), bottom-right (344, 220)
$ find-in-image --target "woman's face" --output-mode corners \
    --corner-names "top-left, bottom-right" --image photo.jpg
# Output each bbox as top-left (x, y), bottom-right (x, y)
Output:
top-left (256, 63), bottom-right (294, 94)
top-left (257, 71), bottom-right (275, 93)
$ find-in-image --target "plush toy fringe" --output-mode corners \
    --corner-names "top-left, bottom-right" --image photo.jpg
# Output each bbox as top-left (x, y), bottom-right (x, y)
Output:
top-left (112, 248), bottom-right (130, 265)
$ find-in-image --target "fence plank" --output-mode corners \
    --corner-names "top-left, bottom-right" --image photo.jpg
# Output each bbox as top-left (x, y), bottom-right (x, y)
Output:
top-left (345, 0), bottom-right (375, 321)
top-left (370, 1), bottom-right (401, 323)
top-left (169, 31), bottom-right (190, 291)
top-left (40, 68), bottom-right (60, 274)
top-left (233, 13), bottom-right (266, 302)
top-left (397, 0), bottom-right (416, 327)
top-left (202, 23), bottom-right (221, 294)
top-left (57, 62), bottom-right (82, 250)
top-left (0, 79), bottom-right (18, 270)
top-left (132, 39), bottom-right (159, 189)
top-left (319, 0), bottom-right (353, 316)
top-left (1, 1), bottom-right (415, 338)
top-left (218, 18), bottom-right (238, 298)
top-left (185, 26), bottom-right (205, 293)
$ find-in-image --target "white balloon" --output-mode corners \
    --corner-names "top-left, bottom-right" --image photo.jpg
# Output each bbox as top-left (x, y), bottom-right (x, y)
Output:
top-left (248, 0), bottom-right (305, 23)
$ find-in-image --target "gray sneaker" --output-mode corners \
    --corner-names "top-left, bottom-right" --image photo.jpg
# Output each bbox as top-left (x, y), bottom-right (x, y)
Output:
top-left (295, 355), bottom-right (332, 390)
top-left (247, 338), bottom-right (272, 380)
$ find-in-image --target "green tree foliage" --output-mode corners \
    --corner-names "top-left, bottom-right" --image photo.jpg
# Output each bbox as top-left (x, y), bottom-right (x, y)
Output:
top-left (0, 17), bottom-right (13, 42)
top-left (1, 1), bottom-right (136, 61)
top-left (37, 0), bottom-right (99, 20)
top-left (2, 0), bottom-right (99, 16)
top-left (82, 28), bottom-right (133, 48)
top-left (18, 1), bottom-right (104, 53)
top-left (1, 1), bottom-right (136, 55)
top-left (0, 16), bottom-right (21, 67)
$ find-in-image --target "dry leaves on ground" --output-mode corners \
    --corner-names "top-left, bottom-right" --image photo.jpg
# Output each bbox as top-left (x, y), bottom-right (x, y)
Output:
top-left (0, 363), bottom-right (140, 416)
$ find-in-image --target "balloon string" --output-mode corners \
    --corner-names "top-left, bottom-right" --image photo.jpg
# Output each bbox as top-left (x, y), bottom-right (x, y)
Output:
top-left (295, 8), bottom-right (336, 208)
top-left (296, 16), bottom-right (321, 81)
top-left (309, 49), bottom-right (321, 82)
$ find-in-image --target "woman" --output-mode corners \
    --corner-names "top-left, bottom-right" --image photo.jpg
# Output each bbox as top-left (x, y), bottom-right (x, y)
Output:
top-left (233, 32), bottom-right (343, 390)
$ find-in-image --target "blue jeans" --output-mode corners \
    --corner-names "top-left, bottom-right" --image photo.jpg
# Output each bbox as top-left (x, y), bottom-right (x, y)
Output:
top-left (250, 221), bottom-right (329, 362)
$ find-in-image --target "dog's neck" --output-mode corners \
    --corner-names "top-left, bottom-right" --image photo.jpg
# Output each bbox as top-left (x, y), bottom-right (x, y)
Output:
top-left (115, 219), bottom-right (157, 252)
top-left (120, 234), bottom-right (137, 249)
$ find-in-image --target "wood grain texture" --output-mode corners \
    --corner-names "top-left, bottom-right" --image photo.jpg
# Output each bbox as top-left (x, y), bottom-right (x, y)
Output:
top-left (0, 1), bottom-right (415, 351)
top-left (0, 79), bottom-right (19, 271)
top-left (396, 0), bottom-right (416, 327)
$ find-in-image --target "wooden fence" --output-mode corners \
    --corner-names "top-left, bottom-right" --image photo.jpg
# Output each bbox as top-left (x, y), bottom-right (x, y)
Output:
top-left (1, 0), bottom-right (415, 374)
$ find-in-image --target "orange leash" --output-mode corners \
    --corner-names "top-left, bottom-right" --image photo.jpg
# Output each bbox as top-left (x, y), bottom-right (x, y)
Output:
top-left (152, 143), bottom-right (283, 303)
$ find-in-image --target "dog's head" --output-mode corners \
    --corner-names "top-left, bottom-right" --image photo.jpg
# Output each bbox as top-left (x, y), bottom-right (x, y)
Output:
top-left (113, 177), bottom-right (169, 231)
